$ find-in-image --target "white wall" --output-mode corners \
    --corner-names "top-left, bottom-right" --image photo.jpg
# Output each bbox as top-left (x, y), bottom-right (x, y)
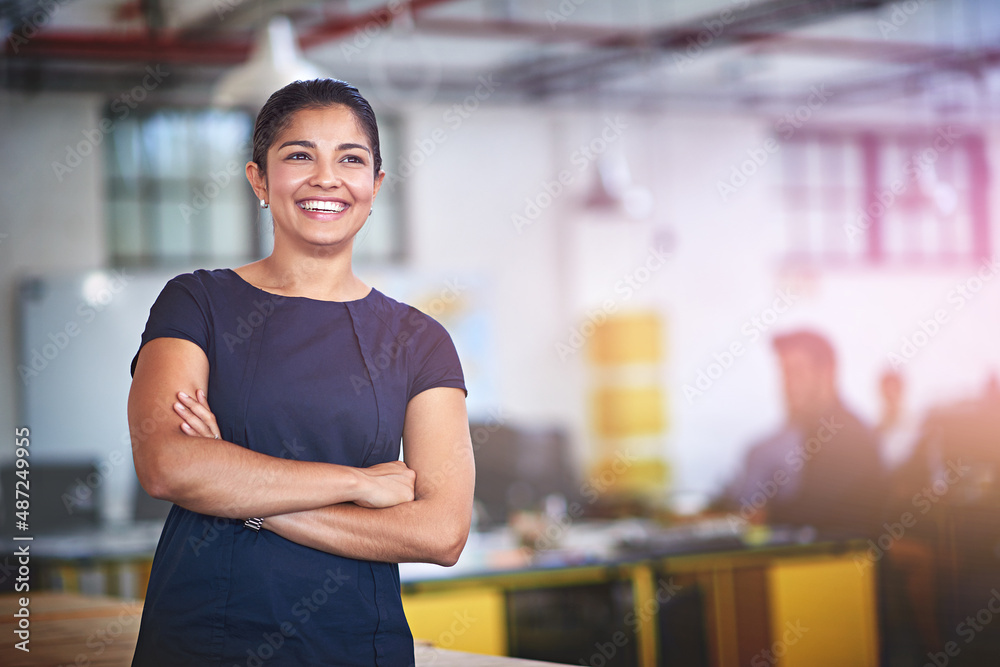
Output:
top-left (0, 91), bottom-right (107, 460)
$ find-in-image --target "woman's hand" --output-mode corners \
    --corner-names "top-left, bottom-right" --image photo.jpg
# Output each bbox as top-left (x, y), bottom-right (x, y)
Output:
top-left (173, 390), bottom-right (415, 509)
top-left (174, 390), bottom-right (221, 440)
top-left (353, 461), bottom-right (416, 509)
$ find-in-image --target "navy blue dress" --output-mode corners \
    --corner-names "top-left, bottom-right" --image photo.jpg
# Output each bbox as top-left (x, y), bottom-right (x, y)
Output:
top-left (129, 269), bottom-right (466, 666)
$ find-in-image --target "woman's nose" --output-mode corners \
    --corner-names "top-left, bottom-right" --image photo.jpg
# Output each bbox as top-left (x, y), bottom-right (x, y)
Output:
top-left (310, 158), bottom-right (342, 188)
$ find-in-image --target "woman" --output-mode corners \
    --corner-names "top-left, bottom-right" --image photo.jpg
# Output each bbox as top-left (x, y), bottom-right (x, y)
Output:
top-left (127, 79), bottom-right (475, 666)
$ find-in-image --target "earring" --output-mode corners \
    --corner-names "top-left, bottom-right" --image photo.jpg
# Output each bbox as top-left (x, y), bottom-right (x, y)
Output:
top-left (260, 199), bottom-right (269, 209)
top-left (368, 209), bottom-right (373, 217)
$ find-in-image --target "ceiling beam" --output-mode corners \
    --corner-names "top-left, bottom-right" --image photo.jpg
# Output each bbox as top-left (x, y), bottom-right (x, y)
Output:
top-left (3, 0), bottom-right (460, 64)
top-left (491, 0), bottom-right (899, 95)
top-left (408, 17), bottom-right (970, 66)
top-left (5, 32), bottom-right (249, 64)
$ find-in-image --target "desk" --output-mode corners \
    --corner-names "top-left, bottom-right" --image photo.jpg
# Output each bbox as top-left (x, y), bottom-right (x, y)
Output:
top-left (0, 593), bottom-right (573, 666)
top-left (2, 524), bottom-right (878, 667)
top-left (0, 593), bottom-right (142, 667)
top-left (399, 538), bottom-right (879, 667)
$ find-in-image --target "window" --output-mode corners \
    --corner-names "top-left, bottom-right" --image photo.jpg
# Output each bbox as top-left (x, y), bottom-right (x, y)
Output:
top-left (105, 107), bottom-right (257, 267)
top-left (781, 127), bottom-right (989, 267)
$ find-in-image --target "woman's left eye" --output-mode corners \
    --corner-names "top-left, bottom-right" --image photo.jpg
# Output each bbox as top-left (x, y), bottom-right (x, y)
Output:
top-left (342, 155), bottom-right (364, 164)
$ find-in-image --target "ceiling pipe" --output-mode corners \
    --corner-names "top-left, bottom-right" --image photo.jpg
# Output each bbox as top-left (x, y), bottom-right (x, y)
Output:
top-left (4, 0), bottom-right (458, 63)
top-left (4, 32), bottom-right (250, 64)
top-left (408, 16), bottom-right (969, 66)
top-left (8, 0), bottom-right (997, 108)
top-left (494, 0), bottom-right (899, 92)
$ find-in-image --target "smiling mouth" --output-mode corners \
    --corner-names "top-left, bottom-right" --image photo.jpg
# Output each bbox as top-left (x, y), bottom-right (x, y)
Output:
top-left (298, 200), bottom-right (347, 213)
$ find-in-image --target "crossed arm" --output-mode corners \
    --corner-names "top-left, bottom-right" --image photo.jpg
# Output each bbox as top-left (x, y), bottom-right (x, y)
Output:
top-left (128, 337), bottom-right (475, 566)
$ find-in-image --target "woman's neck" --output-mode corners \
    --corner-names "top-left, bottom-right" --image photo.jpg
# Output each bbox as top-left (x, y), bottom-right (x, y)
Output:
top-left (240, 246), bottom-right (369, 302)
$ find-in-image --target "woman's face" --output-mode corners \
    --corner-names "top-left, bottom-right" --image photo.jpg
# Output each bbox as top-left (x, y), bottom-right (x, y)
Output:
top-left (249, 104), bottom-right (384, 255)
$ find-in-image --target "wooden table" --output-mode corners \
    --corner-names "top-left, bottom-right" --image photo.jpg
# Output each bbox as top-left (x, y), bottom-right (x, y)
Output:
top-left (0, 593), bottom-right (571, 666)
top-left (0, 593), bottom-right (142, 667)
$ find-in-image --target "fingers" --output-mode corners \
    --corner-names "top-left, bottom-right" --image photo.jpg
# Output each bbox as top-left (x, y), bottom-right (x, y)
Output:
top-left (355, 464), bottom-right (417, 508)
top-left (180, 390), bottom-right (218, 428)
top-left (175, 390), bottom-right (220, 439)
top-left (174, 399), bottom-right (212, 438)
top-left (368, 460), bottom-right (414, 476)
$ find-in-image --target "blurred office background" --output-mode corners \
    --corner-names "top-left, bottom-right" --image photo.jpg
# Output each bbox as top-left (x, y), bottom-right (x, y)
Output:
top-left (2, 1), bottom-right (1000, 665)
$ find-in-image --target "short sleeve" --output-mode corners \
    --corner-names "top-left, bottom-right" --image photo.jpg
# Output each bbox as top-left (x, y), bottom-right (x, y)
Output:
top-left (130, 274), bottom-right (212, 377)
top-left (407, 316), bottom-right (467, 402)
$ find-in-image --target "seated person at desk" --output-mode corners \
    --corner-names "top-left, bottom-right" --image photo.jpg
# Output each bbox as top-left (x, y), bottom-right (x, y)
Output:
top-left (715, 330), bottom-right (884, 538)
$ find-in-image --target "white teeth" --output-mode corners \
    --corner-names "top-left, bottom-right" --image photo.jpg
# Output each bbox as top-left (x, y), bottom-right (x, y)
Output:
top-left (299, 201), bottom-right (346, 213)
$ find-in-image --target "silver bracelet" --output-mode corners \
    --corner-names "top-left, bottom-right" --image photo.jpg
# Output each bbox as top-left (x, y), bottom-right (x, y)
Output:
top-left (244, 517), bottom-right (264, 532)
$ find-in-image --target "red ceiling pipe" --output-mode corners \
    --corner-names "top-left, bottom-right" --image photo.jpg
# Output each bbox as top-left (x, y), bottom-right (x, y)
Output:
top-left (6, 32), bottom-right (250, 64)
top-left (5, 0), bottom-right (460, 63)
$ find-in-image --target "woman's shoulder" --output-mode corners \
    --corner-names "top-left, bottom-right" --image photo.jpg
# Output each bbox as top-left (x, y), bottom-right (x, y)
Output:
top-left (161, 268), bottom-right (246, 297)
top-left (361, 289), bottom-right (453, 342)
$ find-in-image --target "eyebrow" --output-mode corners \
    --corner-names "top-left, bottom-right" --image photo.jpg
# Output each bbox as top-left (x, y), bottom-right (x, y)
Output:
top-left (277, 140), bottom-right (371, 154)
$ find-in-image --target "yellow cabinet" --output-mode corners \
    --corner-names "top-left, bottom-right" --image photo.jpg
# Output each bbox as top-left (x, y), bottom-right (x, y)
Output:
top-left (402, 587), bottom-right (507, 656)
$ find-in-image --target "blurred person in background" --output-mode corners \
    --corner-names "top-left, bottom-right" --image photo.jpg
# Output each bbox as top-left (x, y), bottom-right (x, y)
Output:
top-left (876, 369), bottom-right (944, 661)
top-left (717, 330), bottom-right (885, 539)
top-left (880, 375), bottom-right (1000, 663)
top-left (877, 369), bottom-right (924, 472)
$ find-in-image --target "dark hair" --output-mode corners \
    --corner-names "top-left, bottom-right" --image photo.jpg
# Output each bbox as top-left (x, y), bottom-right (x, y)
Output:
top-left (772, 329), bottom-right (837, 369)
top-left (251, 78), bottom-right (382, 178)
